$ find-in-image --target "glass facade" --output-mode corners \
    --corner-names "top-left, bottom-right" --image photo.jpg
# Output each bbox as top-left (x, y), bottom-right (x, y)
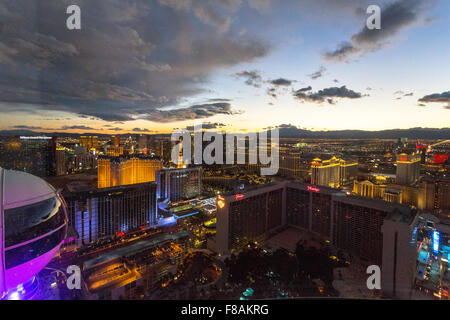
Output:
top-left (4, 196), bottom-right (66, 248)
top-left (333, 201), bottom-right (385, 264)
top-left (227, 188), bottom-right (283, 251)
top-left (286, 187), bottom-right (310, 229)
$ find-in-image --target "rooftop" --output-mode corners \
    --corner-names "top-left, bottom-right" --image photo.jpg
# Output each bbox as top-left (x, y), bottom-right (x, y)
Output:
top-left (83, 230), bottom-right (192, 270)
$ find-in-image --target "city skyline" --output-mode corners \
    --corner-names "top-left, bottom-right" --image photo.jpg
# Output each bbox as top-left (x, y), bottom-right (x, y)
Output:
top-left (0, 0), bottom-right (449, 134)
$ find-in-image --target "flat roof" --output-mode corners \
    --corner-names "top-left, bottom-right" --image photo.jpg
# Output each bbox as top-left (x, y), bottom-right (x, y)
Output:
top-left (83, 230), bottom-right (192, 269)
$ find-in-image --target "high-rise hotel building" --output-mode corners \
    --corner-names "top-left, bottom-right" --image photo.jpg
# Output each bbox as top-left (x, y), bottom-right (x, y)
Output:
top-left (216, 183), bottom-right (285, 253)
top-left (98, 156), bottom-right (162, 189)
top-left (311, 156), bottom-right (358, 188)
top-left (396, 152), bottom-right (421, 185)
top-left (215, 181), bottom-right (418, 299)
top-left (63, 181), bottom-right (158, 246)
top-left (79, 136), bottom-right (99, 150)
top-left (156, 167), bottom-right (202, 202)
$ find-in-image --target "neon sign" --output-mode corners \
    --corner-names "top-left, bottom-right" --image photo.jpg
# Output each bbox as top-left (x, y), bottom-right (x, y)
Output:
top-left (307, 185), bottom-right (320, 193)
top-left (235, 194), bottom-right (245, 201)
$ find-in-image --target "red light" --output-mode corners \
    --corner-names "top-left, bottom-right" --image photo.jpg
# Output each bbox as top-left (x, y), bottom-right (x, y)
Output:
top-left (307, 185), bottom-right (320, 193)
top-left (399, 157), bottom-right (407, 162)
top-left (235, 194), bottom-right (245, 201)
top-left (118, 231), bottom-right (125, 237)
top-left (345, 216), bottom-right (352, 219)
top-left (434, 154), bottom-right (449, 164)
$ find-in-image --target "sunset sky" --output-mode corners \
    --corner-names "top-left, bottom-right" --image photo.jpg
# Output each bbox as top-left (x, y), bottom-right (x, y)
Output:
top-left (0, 0), bottom-right (449, 134)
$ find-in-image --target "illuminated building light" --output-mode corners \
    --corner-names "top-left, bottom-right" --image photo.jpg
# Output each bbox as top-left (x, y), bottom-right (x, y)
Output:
top-left (307, 185), bottom-right (320, 193)
top-left (235, 194), bottom-right (245, 201)
top-left (217, 200), bottom-right (225, 209)
top-left (432, 231), bottom-right (440, 254)
top-left (176, 211), bottom-right (199, 219)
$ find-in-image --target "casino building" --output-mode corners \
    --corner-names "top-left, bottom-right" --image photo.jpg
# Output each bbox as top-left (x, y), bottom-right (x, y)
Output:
top-left (63, 181), bottom-right (158, 246)
top-left (0, 168), bottom-right (67, 300)
top-left (215, 181), bottom-right (419, 299)
top-left (156, 167), bottom-right (202, 203)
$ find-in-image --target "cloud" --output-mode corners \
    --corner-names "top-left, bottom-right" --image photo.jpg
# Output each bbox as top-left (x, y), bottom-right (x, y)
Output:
top-left (234, 70), bottom-right (263, 87)
top-left (207, 98), bottom-right (232, 102)
top-left (324, 42), bottom-right (361, 62)
top-left (308, 66), bottom-right (326, 80)
top-left (192, 1), bottom-right (232, 32)
top-left (144, 102), bottom-right (242, 122)
top-left (404, 92), bottom-right (413, 96)
top-left (293, 85), bottom-right (364, 104)
top-left (12, 125), bottom-right (43, 130)
top-left (60, 125), bottom-right (96, 130)
top-left (247, 0), bottom-right (271, 13)
top-left (132, 128), bottom-right (152, 132)
top-left (269, 78), bottom-right (293, 86)
top-left (418, 91), bottom-right (450, 108)
top-left (109, 127), bottom-right (124, 131)
top-left (324, 0), bottom-right (433, 62)
top-left (296, 86), bottom-right (312, 92)
top-left (185, 122), bottom-right (226, 130)
top-left (266, 87), bottom-right (277, 99)
top-left (0, 1), bottom-right (270, 122)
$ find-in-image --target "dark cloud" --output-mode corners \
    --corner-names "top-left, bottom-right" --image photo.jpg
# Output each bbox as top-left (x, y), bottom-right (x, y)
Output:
top-left (293, 85), bottom-right (364, 104)
top-left (0, 1), bottom-right (270, 122)
top-left (418, 91), bottom-right (450, 103)
top-left (132, 128), bottom-right (152, 132)
top-left (207, 98), bottom-right (232, 102)
top-left (269, 78), bottom-right (293, 86)
top-left (324, 0), bottom-right (433, 62)
top-left (144, 102), bottom-right (242, 122)
top-left (185, 122), bottom-right (226, 130)
top-left (324, 42), bottom-right (361, 62)
top-left (418, 91), bottom-right (450, 108)
top-left (296, 86), bottom-right (312, 92)
top-left (308, 66), bottom-right (326, 80)
top-left (233, 70), bottom-right (263, 88)
top-left (61, 125), bottom-right (96, 130)
top-left (266, 87), bottom-right (277, 99)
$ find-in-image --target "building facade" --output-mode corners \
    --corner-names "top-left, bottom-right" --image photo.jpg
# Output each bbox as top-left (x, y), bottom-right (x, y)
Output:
top-left (396, 152), bottom-right (421, 185)
top-left (311, 156), bottom-right (358, 188)
top-left (0, 136), bottom-right (57, 177)
top-left (156, 167), bottom-right (202, 202)
top-left (64, 182), bottom-right (158, 246)
top-left (215, 181), bottom-right (418, 299)
top-left (97, 156), bottom-right (162, 189)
